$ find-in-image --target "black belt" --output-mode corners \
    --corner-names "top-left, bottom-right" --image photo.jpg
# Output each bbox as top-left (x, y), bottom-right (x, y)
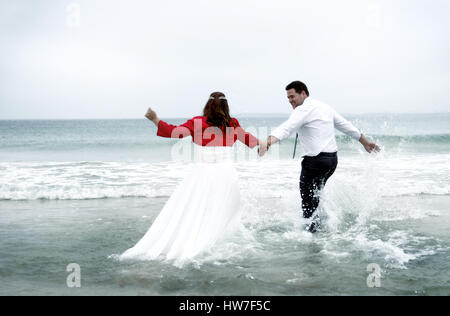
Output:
top-left (304, 152), bottom-right (337, 158)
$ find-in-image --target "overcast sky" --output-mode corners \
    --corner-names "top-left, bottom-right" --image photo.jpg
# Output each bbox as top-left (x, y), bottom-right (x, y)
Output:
top-left (0, 0), bottom-right (449, 119)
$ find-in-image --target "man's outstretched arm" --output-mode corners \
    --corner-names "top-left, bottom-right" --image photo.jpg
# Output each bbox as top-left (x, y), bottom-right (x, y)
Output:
top-left (334, 110), bottom-right (380, 153)
top-left (258, 107), bottom-right (306, 157)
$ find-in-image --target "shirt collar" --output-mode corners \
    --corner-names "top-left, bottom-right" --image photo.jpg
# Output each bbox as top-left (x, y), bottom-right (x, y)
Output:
top-left (295, 96), bottom-right (313, 109)
top-left (302, 96), bottom-right (314, 106)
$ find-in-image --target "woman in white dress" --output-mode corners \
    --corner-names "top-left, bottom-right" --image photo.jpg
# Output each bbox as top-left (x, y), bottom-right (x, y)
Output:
top-left (120, 92), bottom-right (260, 266)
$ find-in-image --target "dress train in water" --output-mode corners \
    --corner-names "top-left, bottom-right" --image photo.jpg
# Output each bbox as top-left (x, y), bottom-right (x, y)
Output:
top-left (120, 147), bottom-right (241, 265)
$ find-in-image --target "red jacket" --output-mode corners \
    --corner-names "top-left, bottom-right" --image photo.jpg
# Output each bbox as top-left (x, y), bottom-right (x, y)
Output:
top-left (157, 116), bottom-right (258, 148)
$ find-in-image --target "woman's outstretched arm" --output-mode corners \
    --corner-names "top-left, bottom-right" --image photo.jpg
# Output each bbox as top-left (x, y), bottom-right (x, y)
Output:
top-left (232, 118), bottom-right (259, 149)
top-left (145, 107), bottom-right (194, 139)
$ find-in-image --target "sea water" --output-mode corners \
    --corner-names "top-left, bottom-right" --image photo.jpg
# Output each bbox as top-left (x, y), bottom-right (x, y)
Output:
top-left (0, 113), bottom-right (449, 295)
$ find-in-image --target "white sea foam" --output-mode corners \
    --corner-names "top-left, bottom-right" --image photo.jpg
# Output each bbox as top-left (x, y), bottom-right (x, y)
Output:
top-left (1, 153), bottom-right (448, 201)
top-left (2, 154), bottom-right (449, 269)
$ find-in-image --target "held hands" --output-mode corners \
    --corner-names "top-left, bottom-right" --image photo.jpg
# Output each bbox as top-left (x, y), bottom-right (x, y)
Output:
top-left (258, 136), bottom-right (278, 157)
top-left (258, 141), bottom-right (268, 157)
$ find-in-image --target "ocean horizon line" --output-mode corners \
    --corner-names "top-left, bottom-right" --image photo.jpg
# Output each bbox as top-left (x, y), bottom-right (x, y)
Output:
top-left (1, 112), bottom-right (450, 121)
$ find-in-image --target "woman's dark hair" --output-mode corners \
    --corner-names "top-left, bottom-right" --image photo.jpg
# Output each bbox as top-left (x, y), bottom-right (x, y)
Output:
top-left (203, 92), bottom-right (236, 128)
top-left (286, 81), bottom-right (309, 96)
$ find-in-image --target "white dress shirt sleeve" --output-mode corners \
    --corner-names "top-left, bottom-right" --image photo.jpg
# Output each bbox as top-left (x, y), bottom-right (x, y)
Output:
top-left (333, 110), bottom-right (361, 140)
top-left (270, 107), bottom-right (306, 141)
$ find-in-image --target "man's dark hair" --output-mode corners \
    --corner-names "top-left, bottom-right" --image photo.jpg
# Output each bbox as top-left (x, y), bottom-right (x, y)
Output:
top-left (286, 81), bottom-right (309, 96)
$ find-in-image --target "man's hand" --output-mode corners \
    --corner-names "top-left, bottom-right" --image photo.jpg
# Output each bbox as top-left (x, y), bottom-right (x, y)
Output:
top-left (145, 107), bottom-right (160, 126)
top-left (363, 141), bottom-right (380, 153)
top-left (359, 134), bottom-right (380, 153)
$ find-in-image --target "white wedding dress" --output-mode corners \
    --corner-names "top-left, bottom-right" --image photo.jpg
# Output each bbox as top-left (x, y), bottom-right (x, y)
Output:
top-left (119, 146), bottom-right (241, 266)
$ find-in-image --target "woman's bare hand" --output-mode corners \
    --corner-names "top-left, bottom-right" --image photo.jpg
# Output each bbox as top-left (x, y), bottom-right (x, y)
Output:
top-left (145, 108), bottom-right (160, 126)
top-left (145, 108), bottom-right (157, 121)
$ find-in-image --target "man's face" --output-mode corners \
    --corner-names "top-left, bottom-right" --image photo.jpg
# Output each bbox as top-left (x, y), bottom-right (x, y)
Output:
top-left (287, 89), bottom-right (307, 109)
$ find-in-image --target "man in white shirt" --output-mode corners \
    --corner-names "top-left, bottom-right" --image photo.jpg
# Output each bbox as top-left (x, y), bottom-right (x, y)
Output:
top-left (258, 81), bottom-right (379, 233)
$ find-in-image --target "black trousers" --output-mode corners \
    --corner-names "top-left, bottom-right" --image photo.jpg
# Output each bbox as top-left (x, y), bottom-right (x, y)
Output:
top-left (300, 152), bottom-right (338, 219)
